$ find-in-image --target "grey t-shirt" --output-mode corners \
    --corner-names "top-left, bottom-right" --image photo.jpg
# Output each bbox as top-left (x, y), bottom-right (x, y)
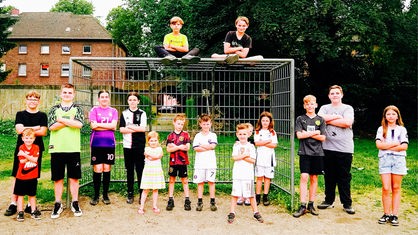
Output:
top-left (318, 104), bottom-right (354, 153)
top-left (295, 114), bottom-right (326, 156)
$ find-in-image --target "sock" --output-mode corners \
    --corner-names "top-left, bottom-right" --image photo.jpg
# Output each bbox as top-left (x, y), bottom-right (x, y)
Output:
top-left (210, 198), bottom-right (215, 204)
top-left (102, 171), bottom-right (111, 199)
top-left (308, 201), bottom-right (314, 207)
top-left (185, 197), bottom-right (190, 202)
top-left (301, 202), bottom-right (307, 208)
top-left (93, 172), bottom-right (102, 199)
top-left (263, 193), bottom-right (269, 201)
top-left (256, 194), bottom-right (261, 202)
top-left (198, 198), bottom-right (203, 203)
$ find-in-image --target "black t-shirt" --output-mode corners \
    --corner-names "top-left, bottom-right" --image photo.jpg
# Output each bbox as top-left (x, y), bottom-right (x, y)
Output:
top-left (224, 31), bottom-right (252, 49)
top-left (14, 110), bottom-right (48, 152)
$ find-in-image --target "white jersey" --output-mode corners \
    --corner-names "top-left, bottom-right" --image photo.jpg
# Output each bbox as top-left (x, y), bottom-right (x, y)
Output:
top-left (192, 131), bottom-right (217, 169)
top-left (375, 125), bottom-right (408, 157)
top-left (232, 142), bottom-right (256, 180)
top-left (254, 129), bottom-right (278, 167)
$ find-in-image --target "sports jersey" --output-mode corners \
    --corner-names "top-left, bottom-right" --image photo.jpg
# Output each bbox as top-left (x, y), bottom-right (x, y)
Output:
top-left (232, 142), bottom-right (256, 180)
top-left (15, 110), bottom-right (47, 152)
top-left (295, 114), bottom-right (326, 156)
top-left (254, 129), bottom-right (278, 167)
top-left (224, 31), bottom-right (252, 49)
top-left (16, 144), bottom-right (39, 180)
top-left (318, 103), bottom-right (354, 153)
top-left (89, 106), bottom-right (118, 148)
top-left (166, 131), bottom-right (190, 166)
top-left (163, 33), bottom-right (189, 48)
top-left (193, 131), bottom-right (218, 169)
top-left (375, 125), bottom-right (409, 157)
top-left (119, 108), bottom-right (147, 149)
top-left (48, 104), bottom-right (84, 153)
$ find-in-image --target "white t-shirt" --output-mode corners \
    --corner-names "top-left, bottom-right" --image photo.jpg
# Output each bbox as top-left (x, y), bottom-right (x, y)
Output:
top-left (192, 131), bottom-right (217, 169)
top-left (254, 129), bottom-right (278, 167)
top-left (375, 125), bottom-right (408, 157)
top-left (232, 142), bottom-right (256, 180)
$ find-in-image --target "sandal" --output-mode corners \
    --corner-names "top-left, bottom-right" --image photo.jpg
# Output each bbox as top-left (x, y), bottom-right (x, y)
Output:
top-left (137, 208), bottom-right (145, 215)
top-left (152, 208), bottom-right (160, 214)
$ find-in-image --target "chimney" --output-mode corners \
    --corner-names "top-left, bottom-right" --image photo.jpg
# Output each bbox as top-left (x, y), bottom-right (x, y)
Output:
top-left (11, 9), bottom-right (20, 16)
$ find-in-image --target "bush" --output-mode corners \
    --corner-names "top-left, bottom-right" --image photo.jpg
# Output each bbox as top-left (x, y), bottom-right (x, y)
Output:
top-left (0, 120), bottom-right (16, 136)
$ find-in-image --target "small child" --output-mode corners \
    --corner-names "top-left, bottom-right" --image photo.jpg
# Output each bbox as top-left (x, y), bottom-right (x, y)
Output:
top-left (192, 114), bottom-right (218, 211)
top-left (166, 114), bottom-right (192, 211)
top-left (254, 111), bottom-right (278, 206)
top-left (14, 128), bottom-right (41, 221)
top-left (227, 123), bottom-right (263, 224)
top-left (138, 131), bottom-right (165, 214)
top-left (293, 95), bottom-right (326, 218)
top-left (237, 123), bottom-right (254, 206)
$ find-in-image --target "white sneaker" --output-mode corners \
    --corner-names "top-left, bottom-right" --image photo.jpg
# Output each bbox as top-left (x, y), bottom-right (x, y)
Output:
top-left (71, 201), bottom-right (83, 217)
top-left (51, 202), bottom-right (63, 219)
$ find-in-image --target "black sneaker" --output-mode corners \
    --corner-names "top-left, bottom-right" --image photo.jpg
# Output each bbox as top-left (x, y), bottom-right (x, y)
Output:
top-left (390, 215), bottom-right (399, 226)
top-left (378, 214), bottom-right (391, 224)
top-left (227, 212), bottom-right (235, 224)
top-left (4, 204), bottom-right (17, 216)
top-left (256, 195), bottom-right (261, 205)
top-left (263, 195), bottom-right (270, 206)
top-left (90, 197), bottom-right (99, 206)
top-left (31, 209), bottom-right (41, 220)
top-left (343, 206), bottom-right (355, 215)
top-left (307, 204), bottom-right (319, 216)
top-left (16, 211), bottom-right (24, 222)
top-left (71, 201), bottom-right (82, 217)
top-left (254, 212), bottom-right (264, 223)
top-left (102, 197), bottom-right (111, 205)
top-left (210, 202), bottom-right (217, 211)
top-left (317, 201), bottom-right (334, 209)
top-left (184, 199), bottom-right (191, 211)
top-left (126, 192), bottom-right (134, 204)
top-left (24, 204), bottom-right (31, 213)
top-left (166, 198), bottom-right (174, 211)
top-left (292, 206), bottom-right (307, 218)
top-left (50, 202), bottom-right (63, 219)
top-left (196, 202), bottom-right (203, 211)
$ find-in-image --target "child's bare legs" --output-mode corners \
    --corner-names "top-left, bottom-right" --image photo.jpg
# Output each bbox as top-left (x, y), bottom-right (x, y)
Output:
top-left (152, 189), bottom-right (159, 209)
top-left (168, 176), bottom-right (176, 197)
top-left (208, 181), bottom-right (215, 199)
top-left (309, 175), bottom-right (318, 202)
top-left (140, 189), bottom-right (149, 210)
top-left (299, 173), bottom-right (309, 203)
top-left (181, 177), bottom-right (189, 198)
top-left (391, 174), bottom-right (403, 216)
top-left (28, 196), bottom-right (37, 212)
top-left (230, 196), bottom-right (238, 213)
top-left (197, 182), bottom-right (204, 199)
top-left (263, 177), bottom-right (271, 195)
top-left (17, 195), bottom-right (24, 212)
top-left (249, 197), bottom-right (259, 213)
top-left (256, 176), bottom-right (264, 204)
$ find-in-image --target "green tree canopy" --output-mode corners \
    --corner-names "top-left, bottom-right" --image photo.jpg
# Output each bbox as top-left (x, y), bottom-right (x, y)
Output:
top-left (0, 3), bottom-right (18, 82)
top-left (50, 0), bottom-right (94, 15)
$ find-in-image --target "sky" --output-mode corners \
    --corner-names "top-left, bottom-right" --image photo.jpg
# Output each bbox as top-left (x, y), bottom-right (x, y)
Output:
top-left (1, 0), bottom-right (125, 24)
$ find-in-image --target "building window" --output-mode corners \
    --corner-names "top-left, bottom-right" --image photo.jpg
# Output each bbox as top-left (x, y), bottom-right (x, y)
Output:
top-left (40, 45), bottom-right (49, 54)
top-left (40, 64), bottom-right (49, 76)
top-left (62, 45), bottom-right (71, 54)
top-left (1, 63), bottom-right (6, 72)
top-left (83, 45), bottom-right (91, 54)
top-left (61, 64), bottom-right (70, 77)
top-left (82, 66), bottom-right (91, 77)
top-left (18, 64), bottom-right (27, 76)
top-left (18, 45), bottom-right (27, 54)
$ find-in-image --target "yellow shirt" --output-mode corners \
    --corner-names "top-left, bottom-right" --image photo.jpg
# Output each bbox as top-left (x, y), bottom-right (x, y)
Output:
top-left (163, 33), bottom-right (189, 48)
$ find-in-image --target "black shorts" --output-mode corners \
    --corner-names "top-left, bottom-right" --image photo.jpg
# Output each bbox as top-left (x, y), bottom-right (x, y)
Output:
top-left (299, 155), bottom-right (324, 175)
top-left (51, 152), bottom-right (82, 181)
top-left (91, 147), bottom-right (116, 165)
top-left (168, 165), bottom-right (188, 178)
top-left (14, 178), bottom-right (38, 196)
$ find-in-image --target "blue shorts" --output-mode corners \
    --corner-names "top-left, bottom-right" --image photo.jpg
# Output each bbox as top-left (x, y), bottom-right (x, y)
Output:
top-left (378, 153), bottom-right (407, 175)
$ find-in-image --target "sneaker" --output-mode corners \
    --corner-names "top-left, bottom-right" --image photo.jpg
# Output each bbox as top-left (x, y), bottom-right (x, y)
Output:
top-left (90, 197), bottom-right (99, 206)
top-left (225, 54), bottom-right (239, 64)
top-left (210, 202), bottom-right (217, 211)
top-left (16, 211), bottom-right (24, 222)
top-left (292, 206), bottom-right (307, 218)
top-left (181, 55), bottom-right (201, 64)
top-left (71, 201), bottom-right (83, 217)
top-left (343, 206), bottom-right (355, 215)
top-left (307, 204), bottom-right (319, 216)
top-left (31, 209), bottom-right (41, 220)
top-left (378, 214), bottom-right (391, 224)
top-left (161, 55), bottom-right (177, 65)
top-left (390, 215), bottom-right (399, 226)
top-left (317, 201), bottom-right (334, 209)
top-left (244, 198), bottom-right (251, 206)
top-left (227, 212), bottom-right (235, 224)
top-left (254, 212), bottom-right (264, 223)
top-left (50, 202), bottom-right (63, 219)
top-left (126, 193), bottom-right (134, 204)
top-left (237, 197), bottom-right (244, 206)
top-left (263, 195), bottom-right (270, 206)
top-left (102, 197), bottom-right (111, 205)
top-left (256, 195), bottom-right (261, 205)
top-left (196, 202), bottom-right (203, 211)
top-left (184, 199), bottom-right (191, 211)
top-left (24, 204), bottom-right (31, 213)
top-left (166, 198), bottom-right (174, 211)
top-left (4, 204), bottom-right (17, 216)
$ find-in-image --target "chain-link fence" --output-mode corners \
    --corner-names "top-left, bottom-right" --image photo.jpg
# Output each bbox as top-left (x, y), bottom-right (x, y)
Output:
top-left (70, 57), bottom-right (295, 205)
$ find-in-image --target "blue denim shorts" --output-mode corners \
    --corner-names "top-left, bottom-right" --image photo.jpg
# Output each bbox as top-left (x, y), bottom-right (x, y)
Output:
top-left (378, 153), bottom-right (407, 175)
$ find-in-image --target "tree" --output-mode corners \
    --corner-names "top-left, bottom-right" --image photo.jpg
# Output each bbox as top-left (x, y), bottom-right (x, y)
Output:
top-left (0, 3), bottom-right (18, 83)
top-left (50, 0), bottom-right (94, 15)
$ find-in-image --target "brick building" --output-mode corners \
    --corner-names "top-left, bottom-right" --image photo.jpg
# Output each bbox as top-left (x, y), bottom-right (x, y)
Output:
top-left (1, 11), bottom-right (126, 85)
